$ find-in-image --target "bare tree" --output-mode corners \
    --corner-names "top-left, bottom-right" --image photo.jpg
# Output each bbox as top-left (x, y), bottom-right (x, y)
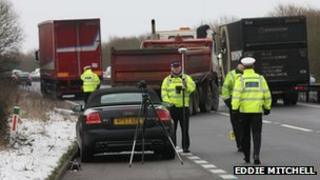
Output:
top-left (208, 15), bottom-right (239, 33)
top-left (102, 36), bottom-right (144, 68)
top-left (269, 4), bottom-right (306, 16)
top-left (0, 0), bottom-right (23, 57)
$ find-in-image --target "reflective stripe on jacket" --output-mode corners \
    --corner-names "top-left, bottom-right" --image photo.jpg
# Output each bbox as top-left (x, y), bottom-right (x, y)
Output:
top-left (231, 69), bottom-right (272, 113)
top-left (161, 74), bottom-right (196, 107)
top-left (80, 69), bottom-right (101, 93)
top-left (221, 69), bottom-right (241, 100)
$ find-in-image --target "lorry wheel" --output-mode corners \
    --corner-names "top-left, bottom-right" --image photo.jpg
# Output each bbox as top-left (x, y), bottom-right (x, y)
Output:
top-left (40, 81), bottom-right (49, 97)
top-left (192, 88), bottom-right (200, 115)
top-left (189, 94), bottom-right (194, 115)
top-left (199, 82), bottom-right (213, 112)
top-left (283, 92), bottom-right (298, 106)
top-left (272, 97), bottom-right (278, 106)
top-left (211, 82), bottom-right (219, 111)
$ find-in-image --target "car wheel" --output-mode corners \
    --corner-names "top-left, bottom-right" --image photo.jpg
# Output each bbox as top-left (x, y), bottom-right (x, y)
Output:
top-left (80, 142), bottom-right (93, 162)
top-left (162, 146), bottom-right (175, 159)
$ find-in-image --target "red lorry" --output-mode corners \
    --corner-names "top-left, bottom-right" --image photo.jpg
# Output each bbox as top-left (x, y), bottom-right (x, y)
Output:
top-left (37, 18), bottom-right (102, 98)
top-left (111, 24), bottom-right (220, 114)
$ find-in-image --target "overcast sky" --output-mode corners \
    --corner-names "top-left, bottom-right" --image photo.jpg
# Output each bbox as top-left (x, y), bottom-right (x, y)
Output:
top-left (9, 0), bottom-right (320, 52)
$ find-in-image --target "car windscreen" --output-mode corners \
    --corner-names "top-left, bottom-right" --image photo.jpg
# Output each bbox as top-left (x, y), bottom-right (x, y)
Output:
top-left (86, 89), bottom-right (161, 108)
top-left (100, 93), bottom-right (142, 105)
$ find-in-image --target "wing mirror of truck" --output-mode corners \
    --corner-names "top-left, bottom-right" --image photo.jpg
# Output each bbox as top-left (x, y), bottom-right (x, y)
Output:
top-left (35, 50), bottom-right (39, 61)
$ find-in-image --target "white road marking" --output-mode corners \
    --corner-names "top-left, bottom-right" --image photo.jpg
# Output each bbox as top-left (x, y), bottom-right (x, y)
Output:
top-left (281, 124), bottom-right (313, 132)
top-left (263, 120), bottom-right (272, 124)
top-left (298, 103), bottom-right (320, 109)
top-left (210, 169), bottom-right (226, 174)
top-left (218, 112), bottom-right (229, 117)
top-left (194, 160), bottom-right (208, 164)
top-left (220, 174), bottom-right (238, 179)
top-left (181, 153), bottom-right (236, 179)
top-left (181, 152), bottom-right (192, 156)
top-left (187, 156), bottom-right (200, 160)
top-left (202, 164), bottom-right (216, 168)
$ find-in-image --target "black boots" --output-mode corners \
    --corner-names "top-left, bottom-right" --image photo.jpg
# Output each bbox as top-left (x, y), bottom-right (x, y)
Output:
top-left (254, 155), bottom-right (261, 165)
top-left (243, 156), bottom-right (261, 164)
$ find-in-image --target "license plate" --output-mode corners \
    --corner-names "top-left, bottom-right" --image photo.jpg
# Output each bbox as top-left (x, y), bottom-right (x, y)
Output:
top-left (113, 117), bottom-right (144, 125)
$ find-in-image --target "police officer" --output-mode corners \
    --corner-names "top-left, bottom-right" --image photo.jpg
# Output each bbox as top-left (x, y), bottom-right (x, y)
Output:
top-left (231, 57), bottom-right (271, 164)
top-left (222, 62), bottom-right (244, 152)
top-left (80, 65), bottom-right (101, 104)
top-left (161, 61), bottom-right (196, 153)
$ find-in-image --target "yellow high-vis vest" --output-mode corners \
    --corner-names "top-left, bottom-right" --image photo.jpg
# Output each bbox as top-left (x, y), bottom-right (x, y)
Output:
top-left (80, 69), bottom-right (100, 93)
top-left (222, 69), bottom-right (241, 100)
top-left (231, 69), bottom-right (271, 113)
top-left (161, 74), bottom-right (196, 107)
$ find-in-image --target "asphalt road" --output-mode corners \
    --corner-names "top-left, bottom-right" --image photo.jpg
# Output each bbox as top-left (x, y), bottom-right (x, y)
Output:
top-left (61, 100), bottom-right (320, 180)
top-left (28, 82), bottom-right (320, 179)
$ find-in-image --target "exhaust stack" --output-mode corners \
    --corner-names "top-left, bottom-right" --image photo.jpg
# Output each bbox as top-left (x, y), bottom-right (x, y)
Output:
top-left (151, 19), bottom-right (157, 39)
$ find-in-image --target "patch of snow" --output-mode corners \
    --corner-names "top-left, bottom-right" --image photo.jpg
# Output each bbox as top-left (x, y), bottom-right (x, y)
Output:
top-left (0, 112), bottom-right (76, 180)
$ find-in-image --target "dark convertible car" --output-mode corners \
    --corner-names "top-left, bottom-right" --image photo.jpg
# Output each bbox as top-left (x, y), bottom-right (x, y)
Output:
top-left (75, 87), bottom-right (176, 162)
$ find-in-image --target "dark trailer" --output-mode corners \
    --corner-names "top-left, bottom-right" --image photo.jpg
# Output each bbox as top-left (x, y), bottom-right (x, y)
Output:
top-left (219, 16), bottom-right (309, 105)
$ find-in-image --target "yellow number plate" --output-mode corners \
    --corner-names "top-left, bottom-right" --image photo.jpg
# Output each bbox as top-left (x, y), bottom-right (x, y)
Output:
top-left (113, 117), bottom-right (144, 125)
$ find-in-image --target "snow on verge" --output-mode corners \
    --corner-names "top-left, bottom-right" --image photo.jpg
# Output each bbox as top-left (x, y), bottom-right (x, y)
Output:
top-left (0, 111), bottom-right (76, 180)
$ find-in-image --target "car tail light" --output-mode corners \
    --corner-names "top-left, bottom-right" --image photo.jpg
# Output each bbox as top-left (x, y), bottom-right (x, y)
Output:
top-left (86, 112), bottom-right (102, 124)
top-left (156, 108), bottom-right (171, 121)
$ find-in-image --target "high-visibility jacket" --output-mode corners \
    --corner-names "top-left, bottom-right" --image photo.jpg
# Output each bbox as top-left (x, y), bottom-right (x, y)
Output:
top-left (80, 69), bottom-right (100, 93)
top-left (221, 69), bottom-right (241, 100)
top-left (161, 74), bottom-right (196, 107)
top-left (231, 69), bottom-right (272, 113)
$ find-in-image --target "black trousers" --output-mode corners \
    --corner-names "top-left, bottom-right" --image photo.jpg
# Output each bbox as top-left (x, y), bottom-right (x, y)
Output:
top-left (229, 110), bottom-right (242, 149)
top-left (83, 92), bottom-right (92, 104)
top-left (240, 113), bottom-right (262, 160)
top-left (170, 107), bottom-right (190, 151)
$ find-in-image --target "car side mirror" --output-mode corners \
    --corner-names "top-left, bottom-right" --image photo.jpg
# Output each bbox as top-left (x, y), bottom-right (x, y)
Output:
top-left (72, 104), bottom-right (84, 113)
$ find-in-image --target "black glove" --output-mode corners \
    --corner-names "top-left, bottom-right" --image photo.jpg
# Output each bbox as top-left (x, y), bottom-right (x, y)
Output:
top-left (224, 98), bottom-right (231, 109)
top-left (231, 109), bottom-right (239, 114)
top-left (264, 109), bottom-right (270, 115)
top-left (175, 86), bottom-right (182, 94)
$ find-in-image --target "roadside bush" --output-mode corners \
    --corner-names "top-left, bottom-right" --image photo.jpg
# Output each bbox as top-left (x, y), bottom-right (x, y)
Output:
top-left (17, 90), bottom-right (72, 121)
top-left (0, 83), bottom-right (72, 148)
top-left (0, 80), bottom-right (18, 147)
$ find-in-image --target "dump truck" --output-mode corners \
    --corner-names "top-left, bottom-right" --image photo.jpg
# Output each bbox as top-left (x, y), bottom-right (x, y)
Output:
top-left (218, 16), bottom-right (309, 105)
top-left (37, 18), bottom-right (103, 98)
top-left (111, 22), bottom-right (220, 114)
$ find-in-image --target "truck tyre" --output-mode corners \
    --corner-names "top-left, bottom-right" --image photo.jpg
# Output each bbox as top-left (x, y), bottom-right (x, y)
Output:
top-left (211, 81), bottom-right (219, 111)
top-left (272, 97), bottom-right (278, 106)
top-left (189, 94), bottom-right (194, 115)
top-left (40, 80), bottom-right (49, 97)
top-left (199, 82), bottom-right (213, 112)
top-left (283, 91), bottom-right (298, 106)
top-left (192, 88), bottom-right (200, 115)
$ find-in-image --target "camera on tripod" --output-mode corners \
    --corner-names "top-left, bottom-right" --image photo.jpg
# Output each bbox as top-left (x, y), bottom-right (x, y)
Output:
top-left (129, 80), bottom-right (183, 166)
top-left (138, 80), bottom-right (147, 89)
